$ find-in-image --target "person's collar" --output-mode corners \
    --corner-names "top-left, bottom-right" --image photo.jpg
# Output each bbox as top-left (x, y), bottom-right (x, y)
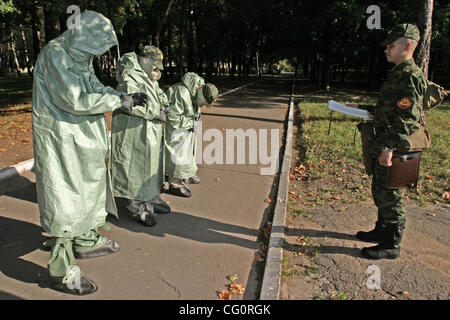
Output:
top-left (393, 58), bottom-right (414, 71)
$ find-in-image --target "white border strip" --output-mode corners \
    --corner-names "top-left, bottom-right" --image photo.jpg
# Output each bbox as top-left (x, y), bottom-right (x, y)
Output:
top-left (0, 159), bottom-right (35, 182)
top-left (259, 78), bottom-right (295, 300)
top-left (0, 78), bottom-right (263, 183)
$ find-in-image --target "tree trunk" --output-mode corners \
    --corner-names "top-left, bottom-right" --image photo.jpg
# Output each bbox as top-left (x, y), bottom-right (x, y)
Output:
top-left (44, 3), bottom-right (61, 43)
top-left (19, 25), bottom-right (32, 75)
top-left (31, 2), bottom-right (42, 64)
top-left (10, 31), bottom-right (21, 76)
top-left (178, 9), bottom-right (185, 78)
top-left (153, 0), bottom-right (176, 48)
top-left (416, 0), bottom-right (434, 78)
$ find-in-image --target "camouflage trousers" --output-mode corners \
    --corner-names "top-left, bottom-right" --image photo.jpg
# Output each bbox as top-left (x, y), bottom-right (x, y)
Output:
top-left (371, 162), bottom-right (406, 224)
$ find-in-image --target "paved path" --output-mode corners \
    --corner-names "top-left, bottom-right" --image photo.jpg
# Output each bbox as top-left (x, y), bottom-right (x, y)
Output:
top-left (0, 77), bottom-right (291, 300)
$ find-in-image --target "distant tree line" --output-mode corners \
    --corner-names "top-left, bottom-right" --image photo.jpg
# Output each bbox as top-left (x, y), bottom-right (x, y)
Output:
top-left (0, 0), bottom-right (449, 88)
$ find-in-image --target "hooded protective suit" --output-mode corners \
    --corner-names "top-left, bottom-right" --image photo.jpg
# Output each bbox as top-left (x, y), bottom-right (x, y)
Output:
top-left (164, 72), bottom-right (204, 179)
top-left (32, 11), bottom-right (122, 239)
top-left (112, 52), bottom-right (168, 201)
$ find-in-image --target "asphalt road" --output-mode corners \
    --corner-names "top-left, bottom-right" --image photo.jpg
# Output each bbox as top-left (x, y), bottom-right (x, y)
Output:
top-left (0, 76), bottom-right (291, 300)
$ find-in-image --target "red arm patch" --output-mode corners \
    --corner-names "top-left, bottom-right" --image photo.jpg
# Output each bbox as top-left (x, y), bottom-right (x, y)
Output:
top-left (397, 97), bottom-right (412, 109)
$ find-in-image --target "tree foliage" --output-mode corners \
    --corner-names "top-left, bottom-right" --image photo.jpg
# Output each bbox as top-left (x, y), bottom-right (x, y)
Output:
top-left (0, 0), bottom-right (449, 87)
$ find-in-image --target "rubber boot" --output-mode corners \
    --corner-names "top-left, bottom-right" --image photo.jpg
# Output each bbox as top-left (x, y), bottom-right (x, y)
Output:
top-left (167, 178), bottom-right (192, 198)
top-left (51, 266), bottom-right (97, 296)
top-left (127, 200), bottom-right (157, 227)
top-left (356, 220), bottom-right (385, 243)
top-left (48, 238), bottom-right (97, 295)
top-left (150, 194), bottom-right (171, 214)
top-left (188, 175), bottom-right (200, 184)
top-left (73, 229), bottom-right (120, 259)
top-left (74, 239), bottom-right (120, 259)
top-left (361, 223), bottom-right (405, 260)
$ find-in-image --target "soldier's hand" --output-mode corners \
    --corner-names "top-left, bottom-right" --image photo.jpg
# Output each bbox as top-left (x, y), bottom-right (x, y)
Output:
top-left (163, 105), bottom-right (171, 118)
top-left (159, 108), bottom-right (167, 122)
top-left (120, 93), bottom-right (149, 112)
top-left (130, 93), bottom-right (149, 106)
top-left (378, 150), bottom-right (393, 167)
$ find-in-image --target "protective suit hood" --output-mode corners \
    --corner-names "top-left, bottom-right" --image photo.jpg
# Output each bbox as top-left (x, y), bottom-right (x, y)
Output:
top-left (116, 52), bottom-right (145, 83)
top-left (181, 72), bottom-right (205, 97)
top-left (64, 10), bottom-right (118, 62)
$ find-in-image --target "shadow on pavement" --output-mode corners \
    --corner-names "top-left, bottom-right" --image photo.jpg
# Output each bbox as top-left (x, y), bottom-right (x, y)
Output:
top-left (0, 216), bottom-right (51, 290)
top-left (0, 175), bottom-right (36, 203)
top-left (285, 228), bottom-right (357, 241)
top-left (0, 290), bottom-right (24, 300)
top-left (202, 112), bottom-right (284, 124)
top-left (284, 228), bottom-right (363, 258)
top-left (110, 197), bottom-right (259, 250)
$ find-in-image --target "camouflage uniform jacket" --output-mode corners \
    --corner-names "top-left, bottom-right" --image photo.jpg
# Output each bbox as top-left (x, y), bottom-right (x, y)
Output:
top-left (369, 58), bottom-right (427, 158)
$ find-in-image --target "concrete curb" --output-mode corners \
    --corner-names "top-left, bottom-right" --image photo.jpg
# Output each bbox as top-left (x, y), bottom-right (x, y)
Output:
top-left (0, 78), bottom-right (264, 184)
top-left (0, 158), bottom-right (35, 183)
top-left (259, 78), bottom-right (295, 300)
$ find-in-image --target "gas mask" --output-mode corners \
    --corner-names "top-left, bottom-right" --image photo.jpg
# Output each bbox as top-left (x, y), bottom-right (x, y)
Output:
top-left (139, 56), bottom-right (161, 81)
top-left (195, 87), bottom-right (209, 108)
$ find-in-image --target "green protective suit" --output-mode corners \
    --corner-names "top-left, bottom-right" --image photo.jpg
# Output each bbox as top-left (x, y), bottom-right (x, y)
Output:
top-left (111, 52), bottom-right (168, 201)
top-left (32, 10), bottom-right (122, 239)
top-left (164, 72), bottom-right (204, 179)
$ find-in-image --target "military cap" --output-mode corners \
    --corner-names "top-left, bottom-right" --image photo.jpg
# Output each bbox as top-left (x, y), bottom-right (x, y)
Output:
top-left (202, 83), bottom-right (219, 105)
top-left (140, 45), bottom-right (164, 70)
top-left (381, 23), bottom-right (420, 46)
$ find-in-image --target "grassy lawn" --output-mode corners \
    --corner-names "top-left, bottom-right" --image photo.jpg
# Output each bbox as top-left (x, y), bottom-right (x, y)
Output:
top-left (293, 93), bottom-right (449, 206)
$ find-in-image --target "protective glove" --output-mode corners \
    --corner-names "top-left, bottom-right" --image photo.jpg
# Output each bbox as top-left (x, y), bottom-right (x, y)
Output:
top-left (193, 115), bottom-right (202, 131)
top-left (164, 105), bottom-right (171, 118)
top-left (159, 109), bottom-right (167, 122)
top-left (158, 105), bottom-right (171, 122)
top-left (120, 93), bottom-right (149, 112)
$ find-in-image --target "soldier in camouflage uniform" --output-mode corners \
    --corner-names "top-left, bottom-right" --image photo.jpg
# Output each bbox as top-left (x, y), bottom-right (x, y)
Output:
top-left (356, 24), bottom-right (427, 259)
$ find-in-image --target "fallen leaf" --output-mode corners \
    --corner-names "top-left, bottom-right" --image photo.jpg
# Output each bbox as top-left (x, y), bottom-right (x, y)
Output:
top-left (425, 212), bottom-right (436, 217)
top-left (441, 192), bottom-right (449, 200)
top-left (331, 195), bottom-right (341, 200)
top-left (214, 177), bottom-right (221, 181)
top-left (229, 283), bottom-right (245, 295)
top-left (400, 291), bottom-right (409, 296)
top-left (227, 274), bottom-right (238, 282)
top-left (264, 198), bottom-right (272, 204)
top-left (21, 138), bottom-right (30, 143)
top-left (426, 175), bottom-right (433, 179)
top-left (0, 148), bottom-right (6, 152)
top-left (296, 236), bottom-right (306, 245)
top-left (219, 289), bottom-right (232, 300)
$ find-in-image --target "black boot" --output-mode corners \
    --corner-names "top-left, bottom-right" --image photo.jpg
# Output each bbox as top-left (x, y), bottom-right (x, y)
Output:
top-left (356, 220), bottom-right (385, 243)
top-left (51, 266), bottom-right (97, 296)
top-left (361, 223), bottom-right (405, 260)
top-left (52, 276), bottom-right (97, 295)
top-left (188, 175), bottom-right (200, 184)
top-left (150, 195), bottom-right (171, 214)
top-left (74, 239), bottom-right (120, 259)
top-left (167, 179), bottom-right (192, 198)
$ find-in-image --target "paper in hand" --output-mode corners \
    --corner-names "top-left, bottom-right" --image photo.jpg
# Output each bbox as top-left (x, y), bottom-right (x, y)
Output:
top-left (327, 100), bottom-right (371, 119)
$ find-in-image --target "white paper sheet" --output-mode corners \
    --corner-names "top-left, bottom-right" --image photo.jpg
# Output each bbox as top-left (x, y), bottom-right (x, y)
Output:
top-left (327, 100), bottom-right (371, 119)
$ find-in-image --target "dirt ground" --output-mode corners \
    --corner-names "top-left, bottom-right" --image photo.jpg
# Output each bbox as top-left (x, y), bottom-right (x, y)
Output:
top-left (280, 124), bottom-right (450, 300)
